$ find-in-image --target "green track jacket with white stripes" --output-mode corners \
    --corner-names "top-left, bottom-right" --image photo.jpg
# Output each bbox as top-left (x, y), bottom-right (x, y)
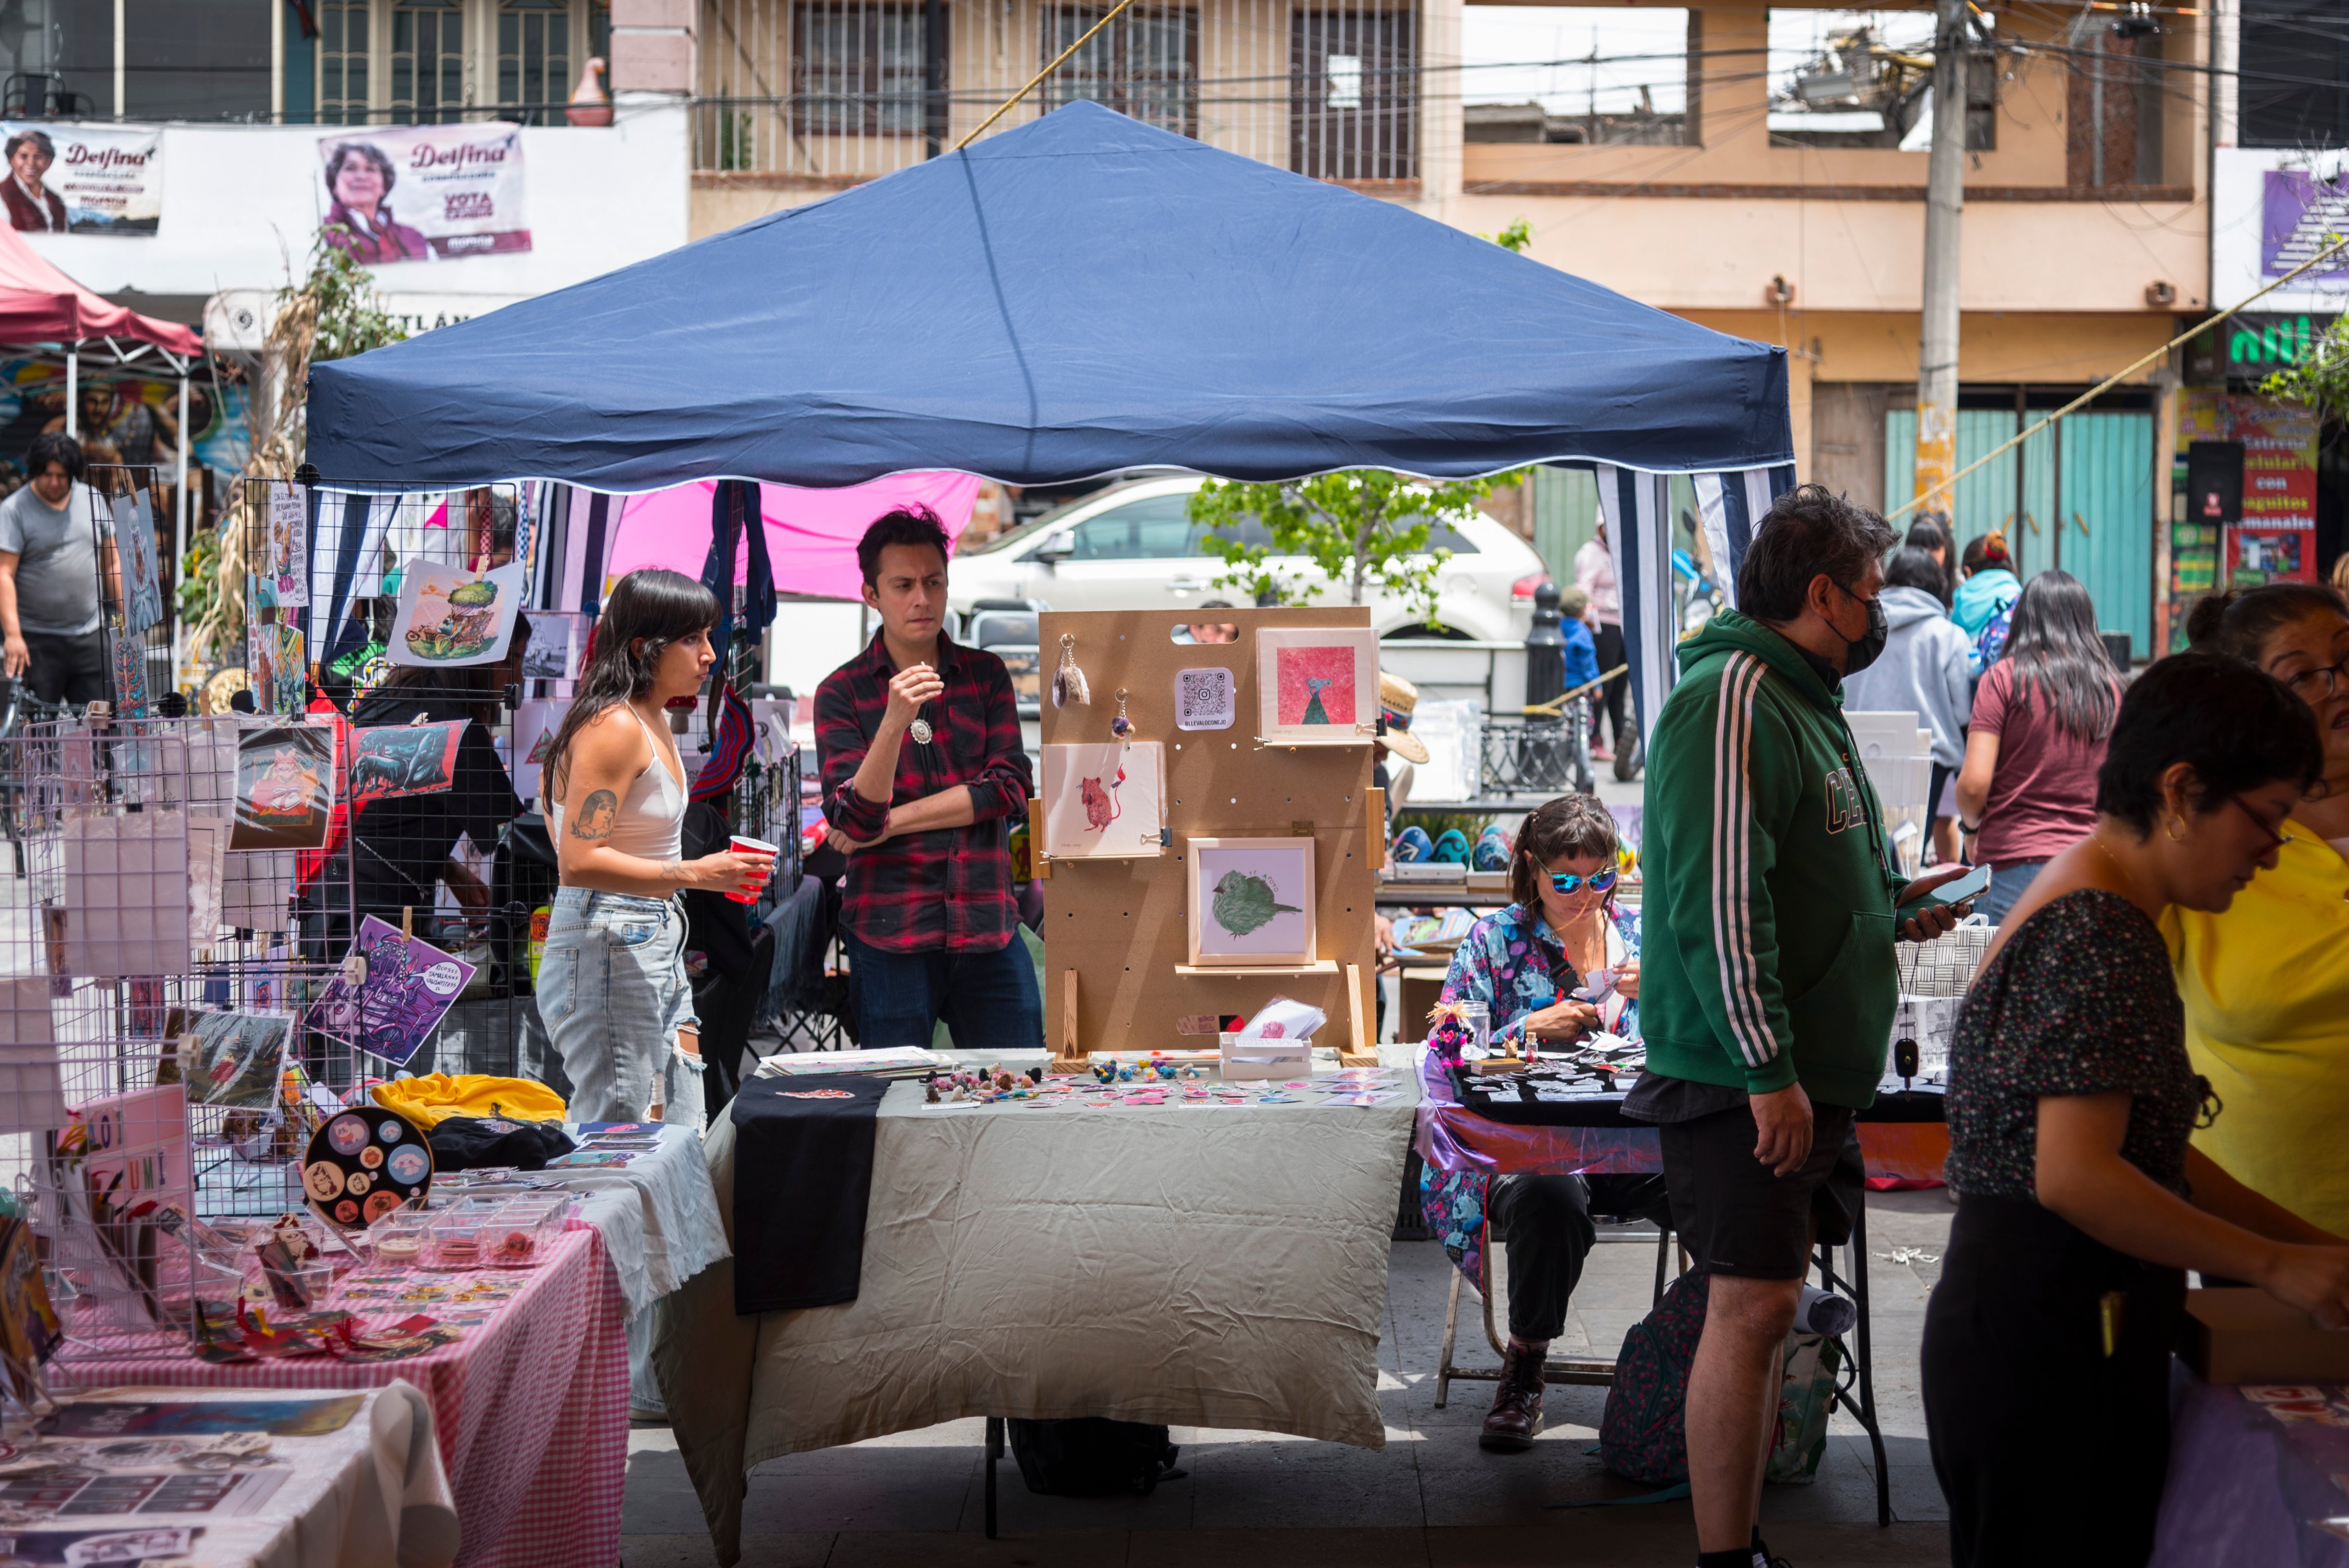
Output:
top-left (1637, 609), bottom-right (1904, 1110)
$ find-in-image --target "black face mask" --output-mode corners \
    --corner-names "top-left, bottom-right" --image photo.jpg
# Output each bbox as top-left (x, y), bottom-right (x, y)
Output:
top-left (1840, 591), bottom-right (1889, 675)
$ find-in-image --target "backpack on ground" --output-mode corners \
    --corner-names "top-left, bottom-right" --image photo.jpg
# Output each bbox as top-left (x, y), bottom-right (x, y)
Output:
top-left (1600, 1266), bottom-right (1709, 1485)
top-left (1005, 1418), bottom-right (1184, 1496)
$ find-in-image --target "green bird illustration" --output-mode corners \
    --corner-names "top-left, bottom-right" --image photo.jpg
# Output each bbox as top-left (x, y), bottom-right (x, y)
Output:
top-left (1212, 871), bottom-right (1303, 937)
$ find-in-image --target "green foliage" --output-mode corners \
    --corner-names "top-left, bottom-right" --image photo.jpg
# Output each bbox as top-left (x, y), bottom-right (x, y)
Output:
top-left (287, 230), bottom-right (410, 365)
top-left (1185, 468), bottom-right (1527, 626)
top-left (717, 111), bottom-right (757, 172)
top-left (2261, 311), bottom-right (2349, 423)
top-left (1482, 217), bottom-right (1532, 253)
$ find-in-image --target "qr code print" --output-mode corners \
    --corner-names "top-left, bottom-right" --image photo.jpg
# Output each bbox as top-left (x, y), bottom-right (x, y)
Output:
top-left (1175, 668), bottom-right (1236, 731)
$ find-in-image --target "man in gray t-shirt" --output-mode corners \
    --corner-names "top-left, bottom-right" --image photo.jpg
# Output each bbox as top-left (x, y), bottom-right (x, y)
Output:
top-left (0, 433), bottom-right (109, 705)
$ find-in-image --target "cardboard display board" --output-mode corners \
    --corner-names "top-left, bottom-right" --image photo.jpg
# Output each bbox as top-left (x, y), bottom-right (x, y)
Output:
top-left (1040, 608), bottom-right (1378, 1063)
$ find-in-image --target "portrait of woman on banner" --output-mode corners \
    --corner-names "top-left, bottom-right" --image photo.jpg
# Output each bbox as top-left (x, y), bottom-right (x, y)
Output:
top-left (3, 130), bottom-right (66, 232)
top-left (319, 141), bottom-right (430, 265)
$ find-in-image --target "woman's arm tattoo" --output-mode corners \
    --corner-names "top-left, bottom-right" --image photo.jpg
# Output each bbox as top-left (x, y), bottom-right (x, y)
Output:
top-left (570, 789), bottom-right (618, 840)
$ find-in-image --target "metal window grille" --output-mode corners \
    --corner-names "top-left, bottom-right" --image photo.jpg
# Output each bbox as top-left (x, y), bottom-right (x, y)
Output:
top-left (791, 2), bottom-right (926, 136)
top-left (500, 0), bottom-right (576, 126)
top-left (1041, 6), bottom-right (1199, 138)
top-left (392, 0), bottom-right (466, 123)
top-left (1289, 5), bottom-right (1416, 181)
top-left (318, 0), bottom-right (372, 125)
top-left (695, 0), bottom-right (1420, 181)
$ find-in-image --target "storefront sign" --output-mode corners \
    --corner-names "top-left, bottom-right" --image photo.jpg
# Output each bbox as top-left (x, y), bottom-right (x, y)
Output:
top-left (0, 122), bottom-right (161, 235)
top-left (2214, 150), bottom-right (2349, 313)
top-left (2183, 313), bottom-right (2342, 383)
top-left (2176, 391), bottom-right (2317, 590)
top-left (316, 124), bottom-right (530, 266)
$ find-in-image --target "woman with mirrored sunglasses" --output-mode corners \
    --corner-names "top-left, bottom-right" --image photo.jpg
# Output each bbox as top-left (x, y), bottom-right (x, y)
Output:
top-left (1416, 793), bottom-right (1667, 1457)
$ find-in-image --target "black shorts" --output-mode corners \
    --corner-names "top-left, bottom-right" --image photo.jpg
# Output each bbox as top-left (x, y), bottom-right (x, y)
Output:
top-left (1659, 1101), bottom-right (1863, 1280)
top-left (22, 628), bottom-right (107, 707)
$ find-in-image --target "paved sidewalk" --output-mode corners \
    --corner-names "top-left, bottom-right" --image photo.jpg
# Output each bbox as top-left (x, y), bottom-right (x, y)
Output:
top-left (622, 1191), bottom-right (1956, 1567)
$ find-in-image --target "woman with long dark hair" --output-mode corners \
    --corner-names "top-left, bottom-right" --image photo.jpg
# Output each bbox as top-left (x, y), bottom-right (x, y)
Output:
top-left (1954, 570), bottom-right (2121, 922)
top-left (1924, 653), bottom-right (2349, 1567)
top-left (535, 568), bottom-right (775, 1126)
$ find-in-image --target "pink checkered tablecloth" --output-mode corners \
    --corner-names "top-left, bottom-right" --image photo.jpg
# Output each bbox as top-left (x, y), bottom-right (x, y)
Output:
top-left (56, 1226), bottom-right (627, 1568)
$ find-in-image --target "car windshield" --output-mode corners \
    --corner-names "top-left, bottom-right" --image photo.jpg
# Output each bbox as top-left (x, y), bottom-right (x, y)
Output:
top-left (965, 478), bottom-right (1194, 556)
top-left (973, 485), bottom-right (1482, 560)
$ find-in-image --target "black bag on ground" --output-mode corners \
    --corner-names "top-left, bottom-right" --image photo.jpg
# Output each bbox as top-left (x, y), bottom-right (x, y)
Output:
top-left (1006, 1419), bottom-right (1184, 1496)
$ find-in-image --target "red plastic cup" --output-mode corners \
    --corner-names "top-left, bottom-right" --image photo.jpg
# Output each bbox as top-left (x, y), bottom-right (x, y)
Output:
top-left (727, 835), bottom-right (779, 903)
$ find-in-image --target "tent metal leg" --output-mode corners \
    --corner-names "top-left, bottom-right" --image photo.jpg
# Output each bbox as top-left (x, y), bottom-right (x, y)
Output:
top-left (984, 1415), bottom-right (1002, 1538)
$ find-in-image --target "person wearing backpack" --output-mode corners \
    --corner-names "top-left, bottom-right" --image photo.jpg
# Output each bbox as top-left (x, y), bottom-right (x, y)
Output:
top-left (1952, 531), bottom-right (2021, 641)
top-left (1631, 486), bottom-right (1968, 1568)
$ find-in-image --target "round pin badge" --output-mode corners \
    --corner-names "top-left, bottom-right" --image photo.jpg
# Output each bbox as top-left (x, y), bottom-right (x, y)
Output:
top-left (303, 1108), bottom-right (434, 1229)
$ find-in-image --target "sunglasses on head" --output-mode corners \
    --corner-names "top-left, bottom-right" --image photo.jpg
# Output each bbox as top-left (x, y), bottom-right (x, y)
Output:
top-left (1548, 868), bottom-right (1618, 896)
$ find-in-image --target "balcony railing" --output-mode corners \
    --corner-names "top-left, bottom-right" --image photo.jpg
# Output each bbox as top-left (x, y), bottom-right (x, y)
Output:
top-left (693, 0), bottom-right (1421, 183)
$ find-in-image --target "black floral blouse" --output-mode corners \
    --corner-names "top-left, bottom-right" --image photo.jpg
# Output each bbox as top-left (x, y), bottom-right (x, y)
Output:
top-left (1946, 888), bottom-right (2205, 1201)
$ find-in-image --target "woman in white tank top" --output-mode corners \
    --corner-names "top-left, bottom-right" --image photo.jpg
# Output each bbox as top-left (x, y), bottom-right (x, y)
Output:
top-left (534, 570), bottom-right (775, 1128)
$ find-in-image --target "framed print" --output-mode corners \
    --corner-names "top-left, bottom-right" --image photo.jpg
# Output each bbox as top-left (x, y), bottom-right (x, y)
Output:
top-left (347, 721), bottom-right (463, 808)
top-left (388, 563), bottom-right (524, 668)
top-left (1254, 627), bottom-right (1378, 744)
top-left (513, 699), bottom-right (569, 806)
top-left (1185, 836), bottom-right (1316, 967)
top-left (1041, 742), bottom-right (1165, 859)
top-left (230, 724), bottom-right (335, 852)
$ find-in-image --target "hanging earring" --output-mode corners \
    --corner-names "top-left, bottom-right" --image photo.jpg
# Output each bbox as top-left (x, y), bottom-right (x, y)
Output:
top-left (2167, 813), bottom-right (2186, 842)
top-left (1111, 688), bottom-right (1132, 739)
top-left (1052, 634), bottom-right (1091, 708)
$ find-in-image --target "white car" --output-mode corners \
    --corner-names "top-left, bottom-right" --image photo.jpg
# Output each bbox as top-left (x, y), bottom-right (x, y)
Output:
top-left (949, 474), bottom-right (1550, 641)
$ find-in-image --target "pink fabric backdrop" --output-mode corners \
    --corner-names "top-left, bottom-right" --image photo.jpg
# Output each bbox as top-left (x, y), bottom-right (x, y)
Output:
top-left (606, 473), bottom-right (984, 599)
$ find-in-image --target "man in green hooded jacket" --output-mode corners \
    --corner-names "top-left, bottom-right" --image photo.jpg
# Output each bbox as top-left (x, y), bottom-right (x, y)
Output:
top-left (1630, 485), bottom-right (1968, 1568)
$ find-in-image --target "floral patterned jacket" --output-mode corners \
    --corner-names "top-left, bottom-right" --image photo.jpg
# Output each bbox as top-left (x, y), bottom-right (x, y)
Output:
top-left (1419, 899), bottom-right (1643, 1281)
top-left (1428, 900), bottom-right (1642, 1052)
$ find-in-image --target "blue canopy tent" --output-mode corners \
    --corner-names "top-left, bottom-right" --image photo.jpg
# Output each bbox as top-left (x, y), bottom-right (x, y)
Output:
top-left (305, 100), bottom-right (1795, 738)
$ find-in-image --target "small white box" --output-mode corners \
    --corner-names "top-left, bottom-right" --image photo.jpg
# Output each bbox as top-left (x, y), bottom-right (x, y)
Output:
top-left (1219, 1032), bottom-right (1311, 1082)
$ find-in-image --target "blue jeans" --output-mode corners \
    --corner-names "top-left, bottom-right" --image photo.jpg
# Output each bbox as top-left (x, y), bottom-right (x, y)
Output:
top-left (538, 888), bottom-right (704, 1126)
top-left (1972, 860), bottom-right (2048, 926)
top-left (845, 930), bottom-right (1043, 1051)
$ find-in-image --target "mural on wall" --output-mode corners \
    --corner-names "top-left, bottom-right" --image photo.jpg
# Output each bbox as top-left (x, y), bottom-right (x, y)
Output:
top-left (0, 363), bottom-right (246, 526)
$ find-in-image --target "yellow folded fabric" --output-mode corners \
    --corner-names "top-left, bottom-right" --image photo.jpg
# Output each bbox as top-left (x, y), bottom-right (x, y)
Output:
top-left (370, 1073), bottom-right (568, 1130)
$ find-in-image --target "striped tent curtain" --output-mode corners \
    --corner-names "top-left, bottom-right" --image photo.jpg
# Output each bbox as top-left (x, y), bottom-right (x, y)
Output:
top-left (1597, 462), bottom-right (1797, 752)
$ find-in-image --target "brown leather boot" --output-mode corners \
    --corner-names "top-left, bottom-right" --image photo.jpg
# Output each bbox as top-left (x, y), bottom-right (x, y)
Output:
top-left (1478, 1339), bottom-right (1546, 1452)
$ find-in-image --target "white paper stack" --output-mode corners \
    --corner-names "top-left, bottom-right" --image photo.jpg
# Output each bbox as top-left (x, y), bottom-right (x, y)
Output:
top-left (58, 808), bottom-right (192, 978)
top-left (0, 974), bottom-right (67, 1132)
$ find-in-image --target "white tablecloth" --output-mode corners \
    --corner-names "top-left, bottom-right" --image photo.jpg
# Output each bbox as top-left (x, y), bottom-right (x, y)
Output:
top-left (558, 1122), bottom-right (731, 1319)
top-left (655, 1070), bottom-right (1416, 1565)
top-left (20, 1382), bottom-right (458, 1568)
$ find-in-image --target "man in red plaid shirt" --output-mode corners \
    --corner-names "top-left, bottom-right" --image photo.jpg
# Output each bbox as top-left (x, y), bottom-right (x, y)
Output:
top-left (814, 508), bottom-right (1039, 1049)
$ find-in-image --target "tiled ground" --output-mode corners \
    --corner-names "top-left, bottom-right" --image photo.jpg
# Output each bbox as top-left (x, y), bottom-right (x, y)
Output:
top-left (622, 1189), bottom-right (1956, 1567)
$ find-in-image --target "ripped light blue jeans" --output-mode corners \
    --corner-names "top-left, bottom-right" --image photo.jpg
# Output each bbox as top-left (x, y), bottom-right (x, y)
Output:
top-left (537, 888), bottom-right (704, 1129)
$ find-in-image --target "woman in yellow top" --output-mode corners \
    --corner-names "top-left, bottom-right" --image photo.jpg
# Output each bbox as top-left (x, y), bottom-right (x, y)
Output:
top-left (2172, 583), bottom-right (2349, 1235)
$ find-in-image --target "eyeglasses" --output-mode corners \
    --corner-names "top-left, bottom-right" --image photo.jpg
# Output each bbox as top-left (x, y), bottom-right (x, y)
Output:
top-left (1548, 868), bottom-right (1619, 896)
top-left (2227, 795), bottom-right (2297, 852)
top-left (2280, 655), bottom-right (2349, 702)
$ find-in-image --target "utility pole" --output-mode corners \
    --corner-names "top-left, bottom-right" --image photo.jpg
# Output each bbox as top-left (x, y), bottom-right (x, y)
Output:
top-left (1914, 0), bottom-right (1968, 532)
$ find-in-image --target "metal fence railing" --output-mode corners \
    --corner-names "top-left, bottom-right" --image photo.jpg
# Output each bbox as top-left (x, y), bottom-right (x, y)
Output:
top-left (692, 0), bottom-right (1423, 182)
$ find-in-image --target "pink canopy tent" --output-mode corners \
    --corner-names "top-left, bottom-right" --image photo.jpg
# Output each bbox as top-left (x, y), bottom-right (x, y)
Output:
top-left (0, 227), bottom-right (200, 352)
top-left (607, 471), bottom-right (984, 599)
